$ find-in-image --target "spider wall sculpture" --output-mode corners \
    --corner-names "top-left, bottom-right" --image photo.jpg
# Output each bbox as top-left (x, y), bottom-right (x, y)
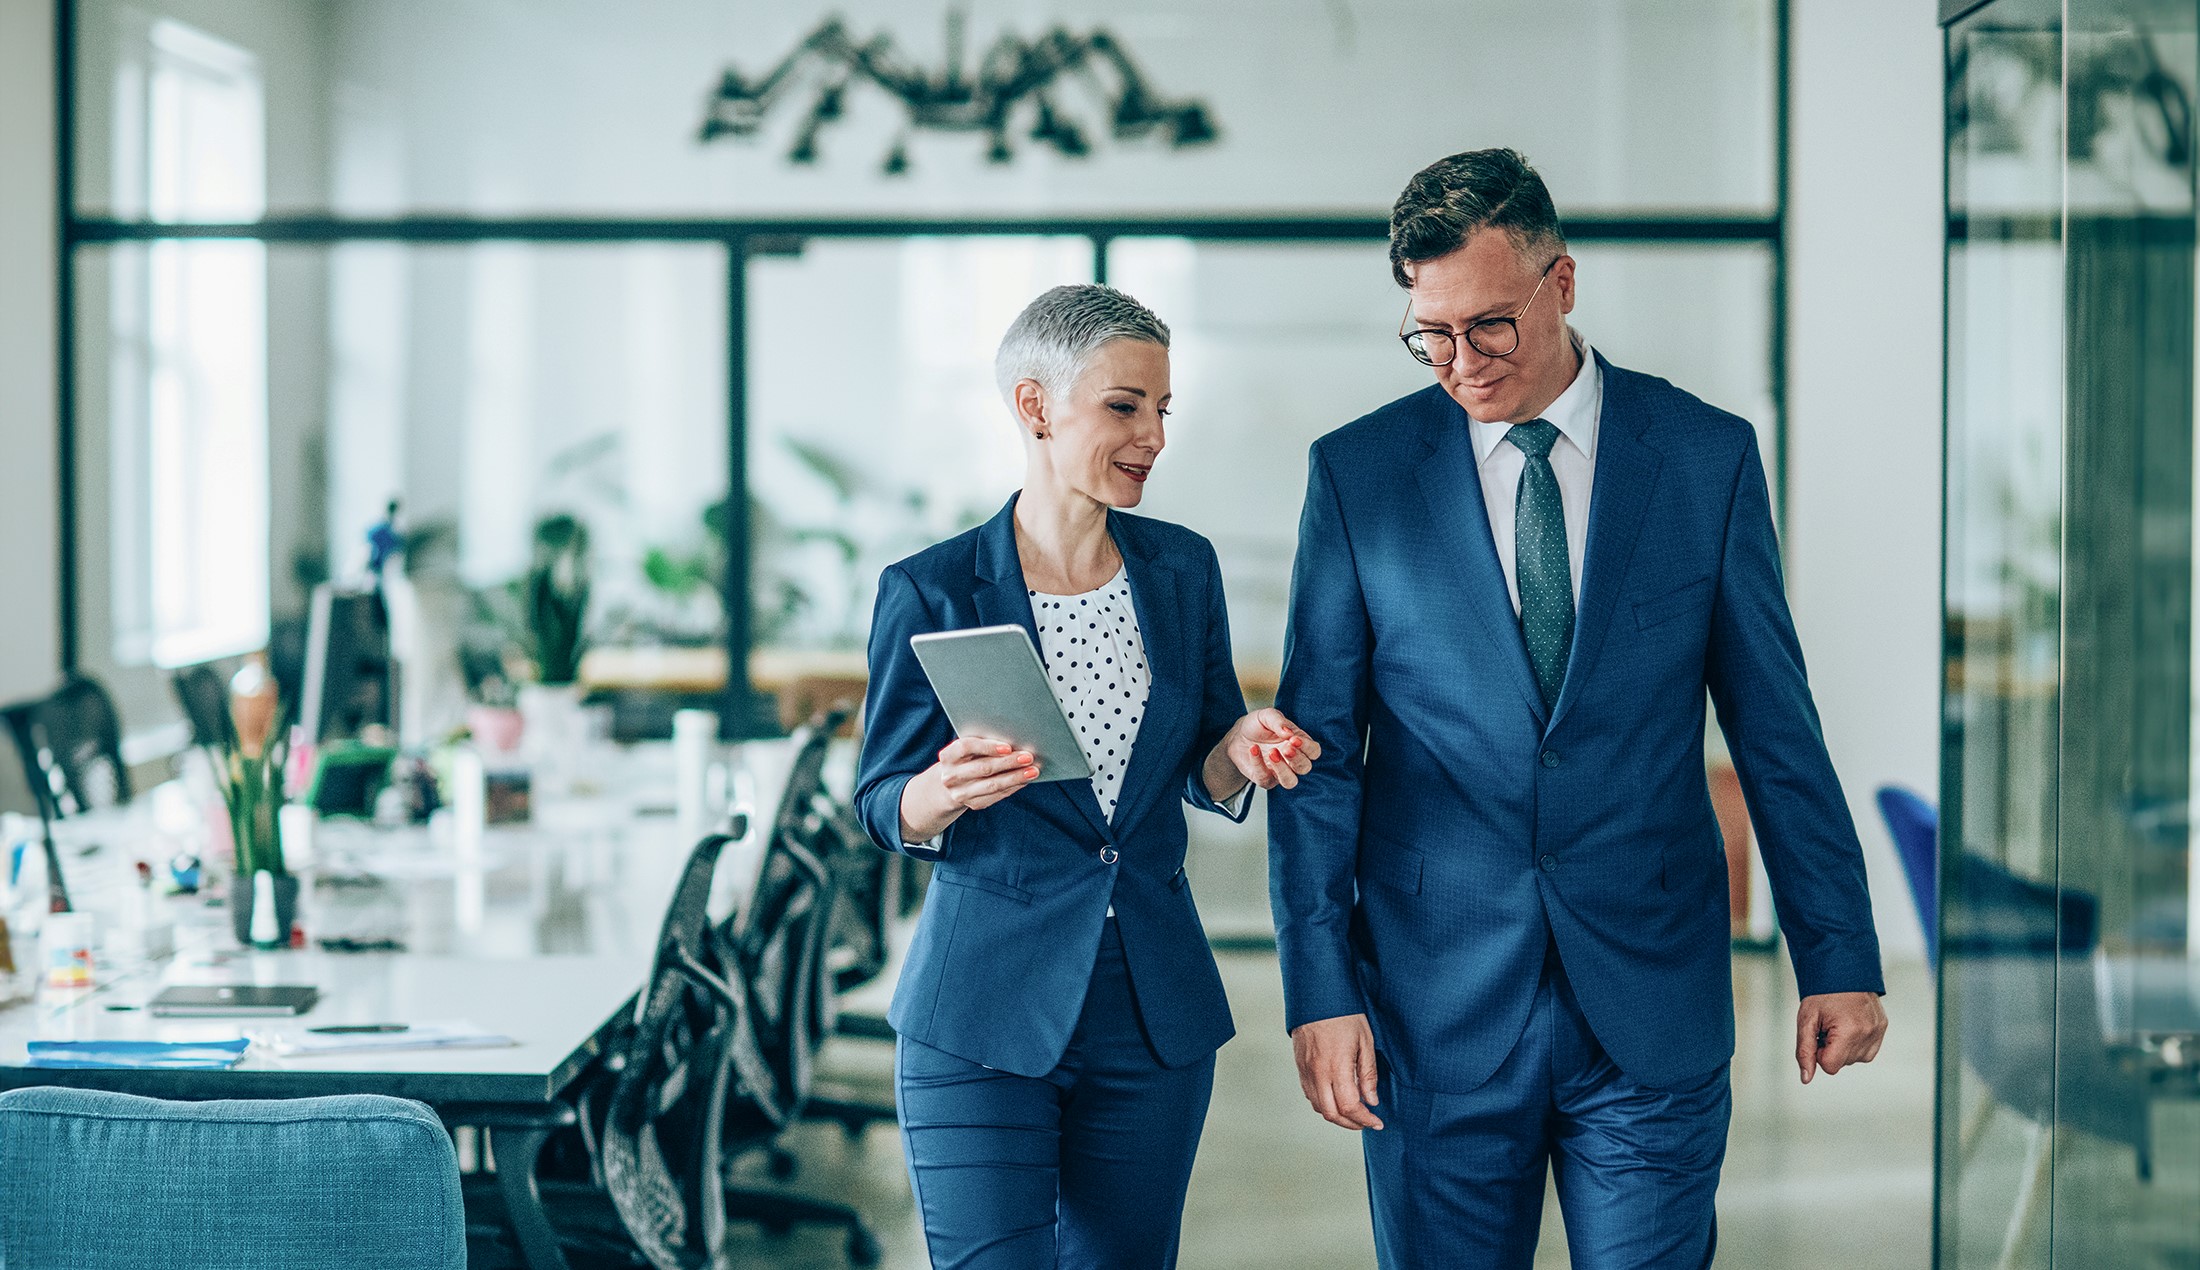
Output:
top-left (697, 11), bottom-right (1220, 174)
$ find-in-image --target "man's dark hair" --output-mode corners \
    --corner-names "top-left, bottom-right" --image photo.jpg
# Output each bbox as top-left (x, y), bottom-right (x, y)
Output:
top-left (1388, 148), bottom-right (1566, 288)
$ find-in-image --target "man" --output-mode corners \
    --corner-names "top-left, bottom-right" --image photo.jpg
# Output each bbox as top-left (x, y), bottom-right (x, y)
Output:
top-left (1268, 148), bottom-right (1887, 1268)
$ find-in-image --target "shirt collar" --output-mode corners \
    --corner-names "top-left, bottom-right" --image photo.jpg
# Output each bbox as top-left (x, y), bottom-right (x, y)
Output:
top-left (1467, 328), bottom-right (1601, 466)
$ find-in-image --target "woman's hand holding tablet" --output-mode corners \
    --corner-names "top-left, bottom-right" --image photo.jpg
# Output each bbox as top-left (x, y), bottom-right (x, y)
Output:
top-left (899, 735), bottom-right (1044, 843)
top-left (898, 623), bottom-right (1104, 842)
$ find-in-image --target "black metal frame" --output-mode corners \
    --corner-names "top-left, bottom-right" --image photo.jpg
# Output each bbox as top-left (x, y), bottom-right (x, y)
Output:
top-left (1935, 15), bottom-right (1961, 1265)
top-left (54, 0), bottom-right (77, 673)
top-left (54, 0), bottom-right (1795, 739)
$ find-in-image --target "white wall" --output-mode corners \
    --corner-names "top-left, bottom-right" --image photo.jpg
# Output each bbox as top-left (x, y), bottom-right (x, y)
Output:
top-left (1787, 0), bottom-right (1944, 961)
top-left (320, 0), bottom-right (1777, 218)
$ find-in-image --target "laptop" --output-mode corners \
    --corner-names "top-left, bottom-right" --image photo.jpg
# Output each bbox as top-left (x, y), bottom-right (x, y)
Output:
top-left (147, 985), bottom-right (321, 1018)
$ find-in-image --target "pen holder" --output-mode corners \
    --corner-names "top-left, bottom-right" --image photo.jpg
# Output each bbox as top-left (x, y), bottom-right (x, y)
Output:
top-left (230, 871), bottom-right (300, 950)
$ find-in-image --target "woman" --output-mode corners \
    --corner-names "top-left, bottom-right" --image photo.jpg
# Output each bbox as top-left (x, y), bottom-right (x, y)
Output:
top-left (854, 284), bottom-right (1319, 1269)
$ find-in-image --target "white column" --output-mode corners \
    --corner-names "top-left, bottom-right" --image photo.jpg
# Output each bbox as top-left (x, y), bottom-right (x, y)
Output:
top-left (1787, 0), bottom-right (1947, 961)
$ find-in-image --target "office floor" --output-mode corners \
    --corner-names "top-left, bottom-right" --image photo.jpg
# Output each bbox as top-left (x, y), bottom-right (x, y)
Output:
top-left (693, 949), bottom-right (1936, 1270)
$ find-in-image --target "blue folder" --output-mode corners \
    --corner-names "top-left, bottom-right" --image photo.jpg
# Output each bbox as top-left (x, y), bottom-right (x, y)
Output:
top-left (25, 1038), bottom-right (251, 1070)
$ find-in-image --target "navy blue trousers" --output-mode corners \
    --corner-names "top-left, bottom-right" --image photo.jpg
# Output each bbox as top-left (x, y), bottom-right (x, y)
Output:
top-left (895, 917), bottom-right (1216, 1269)
top-left (1362, 944), bottom-right (1730, 1270)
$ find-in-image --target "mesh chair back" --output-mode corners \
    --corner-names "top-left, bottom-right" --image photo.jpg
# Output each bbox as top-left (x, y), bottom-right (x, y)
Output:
top-left (2, 677), bottom-right (131, 819)
top-left (717, 711), bottom-right (850, 1130)
top-left (590, 718), bottom-right (863, 1269)
top-left (598, 830), bottom-right (744, 1270)
top-left (802, 702), bottom-right (891, 994)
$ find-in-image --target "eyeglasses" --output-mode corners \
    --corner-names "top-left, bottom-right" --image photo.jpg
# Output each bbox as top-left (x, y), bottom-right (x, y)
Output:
top-left (1398, 255), bottom-right (1561, 365)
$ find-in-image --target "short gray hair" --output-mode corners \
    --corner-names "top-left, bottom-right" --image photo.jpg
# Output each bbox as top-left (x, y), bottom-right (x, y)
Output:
top-left (994, 284), bottom-right (1171, 402)
top-left (1389, 148), bottom-right (1566, 288)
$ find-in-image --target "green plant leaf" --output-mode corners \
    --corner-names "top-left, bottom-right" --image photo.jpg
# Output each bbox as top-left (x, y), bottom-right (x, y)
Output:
top-left (782, 439), bottom-right (862, 500)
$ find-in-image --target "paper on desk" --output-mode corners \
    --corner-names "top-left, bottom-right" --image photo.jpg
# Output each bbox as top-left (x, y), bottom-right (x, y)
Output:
top-left (26, 1038), bottom-right (250, 1069)
top-left (256, 1021), bottom-right (517, 1055)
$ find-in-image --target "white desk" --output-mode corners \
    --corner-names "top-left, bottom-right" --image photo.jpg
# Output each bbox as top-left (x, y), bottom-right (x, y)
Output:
top-left (2093, 950), bottom-right (2200, 1080)
top-left (0, 951), bottom-right (650, 1105)
top-left (0, 737), bottom-right (821, 1270)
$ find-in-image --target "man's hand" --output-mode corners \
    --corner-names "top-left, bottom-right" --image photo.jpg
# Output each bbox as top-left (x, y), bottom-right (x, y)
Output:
top-left (1290, 1013), bottom-right (1385, 1130)
top-left (1796, 991), bottom-right (1887, 1084)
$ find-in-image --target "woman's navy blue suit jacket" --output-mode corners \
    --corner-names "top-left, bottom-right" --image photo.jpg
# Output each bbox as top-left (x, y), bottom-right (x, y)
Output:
top-left (855, 495), bottom-right (1250, 1078)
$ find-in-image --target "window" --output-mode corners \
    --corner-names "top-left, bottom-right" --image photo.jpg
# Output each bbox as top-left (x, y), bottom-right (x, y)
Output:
top-left (107, 19), bottom-right (269, 668)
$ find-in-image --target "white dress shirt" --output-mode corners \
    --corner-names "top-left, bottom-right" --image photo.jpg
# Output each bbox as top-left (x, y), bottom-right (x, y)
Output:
top-left (1465, 329), bottom-right (1601, 614)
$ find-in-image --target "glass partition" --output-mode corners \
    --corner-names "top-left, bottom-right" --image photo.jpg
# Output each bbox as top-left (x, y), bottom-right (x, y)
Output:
top-left (59, 0), bottom-right (1792, 744)
top-left (72, 240), bottom-right (730, 735)
top-left (1941, 0), bottom-right (2200, 1264)
top-left (2055, 0), bottom-right (2198, 1262)
top-left (1114, 237), bottom-right (1778, 675)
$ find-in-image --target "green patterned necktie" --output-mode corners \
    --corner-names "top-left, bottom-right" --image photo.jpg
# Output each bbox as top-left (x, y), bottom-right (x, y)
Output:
top-left (1505, 419), bottom-right (1574, 710)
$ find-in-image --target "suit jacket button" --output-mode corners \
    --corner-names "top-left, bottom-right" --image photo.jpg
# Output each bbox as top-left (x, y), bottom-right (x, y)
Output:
top-left (1539, 854), bottom-right (1559, 872)
top-left (1100, 846), bottom-right (1119, 865)
top-left (1540, 750), bottom-right (1561, 768)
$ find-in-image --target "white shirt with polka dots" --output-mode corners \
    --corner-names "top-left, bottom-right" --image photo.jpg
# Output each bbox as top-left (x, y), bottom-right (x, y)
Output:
top-left (1030, 567), bottom-right (1150, 824)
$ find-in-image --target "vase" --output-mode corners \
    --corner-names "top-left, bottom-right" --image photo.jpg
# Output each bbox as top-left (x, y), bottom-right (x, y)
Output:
top-left (465, 704), bottom-right (526, 757)
top-left (517, 682), bottom-right (587, 795)
top-left (230, 871), bottom-right (301, 949)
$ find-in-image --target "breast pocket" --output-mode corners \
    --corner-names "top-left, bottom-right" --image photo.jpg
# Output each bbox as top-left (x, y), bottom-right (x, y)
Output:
top-left (1633, 576), bottom-right (1714, 632)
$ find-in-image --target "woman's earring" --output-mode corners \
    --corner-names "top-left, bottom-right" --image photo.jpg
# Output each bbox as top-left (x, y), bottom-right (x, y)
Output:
top-left (1033, 431), bottom-right (1047, 440)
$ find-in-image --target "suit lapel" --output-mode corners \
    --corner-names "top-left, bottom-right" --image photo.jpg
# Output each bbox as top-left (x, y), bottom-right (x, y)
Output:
top-left (1106, 513), bottom-right (1194, 834)
top-left (973, 496), bottom-right (1113, 842)
top-left (1413, 395), bottom-right (1549, 728)
top-left (1547, 358), bottom-right (1664, 736)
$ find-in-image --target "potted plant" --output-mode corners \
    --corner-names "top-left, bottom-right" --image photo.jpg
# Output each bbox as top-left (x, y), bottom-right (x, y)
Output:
top-left (512, 514), bottom-right (594, 784)
top-left (211, 659), bottom-right (298, 949)
top-left (524, 513), bottom-right (591, 687)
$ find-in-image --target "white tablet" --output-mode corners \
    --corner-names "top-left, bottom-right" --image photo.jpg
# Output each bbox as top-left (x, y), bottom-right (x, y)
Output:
top-left (909, 625), bottom-right (1093, 783)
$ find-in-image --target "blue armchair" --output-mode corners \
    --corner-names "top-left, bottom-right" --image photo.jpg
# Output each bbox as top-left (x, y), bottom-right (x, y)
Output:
top-left (0, 1087), bottom-right (464, 1270)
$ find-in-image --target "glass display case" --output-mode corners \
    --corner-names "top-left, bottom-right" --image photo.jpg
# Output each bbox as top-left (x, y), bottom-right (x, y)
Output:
top-left (1941, 0), bottom-right (2199, 1264)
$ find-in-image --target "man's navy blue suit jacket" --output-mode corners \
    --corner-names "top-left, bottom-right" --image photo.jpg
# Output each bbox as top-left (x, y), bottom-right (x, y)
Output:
top-left (854, 496), bottom-right (1250, 1078)
top-left (1270, 354), bottom-right (1884, 1093)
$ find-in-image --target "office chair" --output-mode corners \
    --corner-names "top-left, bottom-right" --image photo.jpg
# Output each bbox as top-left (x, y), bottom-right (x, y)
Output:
top-left (778, 707), bottom-right (903, 1138)
top-left (709, 709), bottom-right (882, 1263)
top-left (1, 675), bottom-right (132, 819)
top-left (1875, 784), bottom-right (1939, 966)
top-left (600, 828), bottom-right (752, 1269)
top-left (451, 828), bottom-right (739, 1270)
top-left (1874, 788), bottom-right (2154, 1269)
top-left (171, 661), bottom-right (238, 752)
top-left (501, 726), bottom-right (881, 1268)
top-left (0, 1088), bottom-right (465, 1269)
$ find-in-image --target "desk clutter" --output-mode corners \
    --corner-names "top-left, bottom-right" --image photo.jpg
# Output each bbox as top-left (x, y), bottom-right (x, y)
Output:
top-left (0, 671), bottom-right (906, 1270)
